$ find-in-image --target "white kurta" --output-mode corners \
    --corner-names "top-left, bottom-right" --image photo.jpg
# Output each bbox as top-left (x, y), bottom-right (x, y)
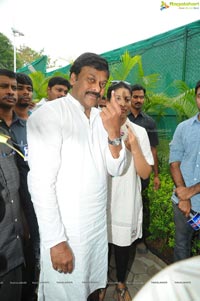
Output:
top-left (133, 256), bottom-right (200, 301)
top-left (27, 94), bottom-right (126, 301)
top-left (107, 119), bottom-right (154, 246)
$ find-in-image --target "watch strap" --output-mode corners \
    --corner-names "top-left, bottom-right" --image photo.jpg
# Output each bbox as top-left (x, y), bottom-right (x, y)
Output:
top-left (108, 137), bottom-right (122, 146)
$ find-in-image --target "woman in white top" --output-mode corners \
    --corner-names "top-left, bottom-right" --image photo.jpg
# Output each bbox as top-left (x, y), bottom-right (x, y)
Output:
top-left (100, 81), bottom-right (153, 301)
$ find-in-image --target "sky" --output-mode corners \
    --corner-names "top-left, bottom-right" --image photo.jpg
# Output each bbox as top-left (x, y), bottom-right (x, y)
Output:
top-left (0, 0), bottom-right (199, 68)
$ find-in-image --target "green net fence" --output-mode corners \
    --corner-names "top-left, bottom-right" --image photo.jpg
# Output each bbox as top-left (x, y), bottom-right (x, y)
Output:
top-left (101, 20), bottom-right (200, 139)
top-left (101, 20), bottom-right (200, 93)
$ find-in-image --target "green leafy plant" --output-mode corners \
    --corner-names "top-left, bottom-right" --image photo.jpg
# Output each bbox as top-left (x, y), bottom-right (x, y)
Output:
top-left (29, 71), bottom-right (49, 102)
top-left (191, 233), bottom-right (200, 256)
top-left (109, 51), bottom-right (143, 81)
top-left (29, 71), bottom-right (70, 102)
top-left (144, 172), bottom-right (175, 251)
top-left (109, 51), bottom-right (161, 90)
top-left (144, 169), bottom-right (200, 257)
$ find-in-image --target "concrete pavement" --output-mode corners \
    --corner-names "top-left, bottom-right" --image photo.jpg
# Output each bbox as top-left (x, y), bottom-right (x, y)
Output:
top-left (103, 243), bottom-right (167, 300)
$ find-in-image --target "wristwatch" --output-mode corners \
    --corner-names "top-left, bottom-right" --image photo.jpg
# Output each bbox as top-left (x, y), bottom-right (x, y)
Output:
top-left (108, 137), bottom-right (122, 146)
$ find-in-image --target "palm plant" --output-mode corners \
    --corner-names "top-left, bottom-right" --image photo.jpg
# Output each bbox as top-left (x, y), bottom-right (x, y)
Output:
top-left (109, 51), bottom-right (142, 81)
top-left (29, 71), bottom-right (70, 103)
top-left (29, 71), bottom-right (49, 102)
top-left (109, 51), bottom-right (161, 89)
top-left (166, 80), bottom-right (197, 120)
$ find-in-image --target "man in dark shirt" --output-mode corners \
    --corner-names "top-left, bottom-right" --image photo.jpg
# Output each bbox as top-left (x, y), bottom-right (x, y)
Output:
top-left (128, 84), bottom-right (160, 189)
top-left (14, 73), bottom-right (34, 120)
top-left (0, 69), bottom-right (39, 300)
top-left (128, 84), bottom-right (160, 252)
top-left (0, 69), bottom-right (25, 301)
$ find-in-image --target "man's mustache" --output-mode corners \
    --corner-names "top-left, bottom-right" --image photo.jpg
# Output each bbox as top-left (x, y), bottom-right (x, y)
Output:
top-left (3, 96), bottom-right (17, 101)
top-left (86, 91), bottom-right (101, 98)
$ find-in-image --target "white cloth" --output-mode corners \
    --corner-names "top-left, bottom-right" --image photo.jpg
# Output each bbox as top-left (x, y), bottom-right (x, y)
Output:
top-left (32, 97), bottom-right (47, 112)
top-left (27, 94), bottom-right (126, 301)
top-left (133, 256), bottom-right (200, 301)
top-left (107, 119), bottom-right (154, 246)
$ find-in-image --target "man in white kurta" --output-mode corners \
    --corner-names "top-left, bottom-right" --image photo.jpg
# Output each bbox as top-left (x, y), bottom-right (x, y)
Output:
top-left (27, 54), bottom-right (126, 300)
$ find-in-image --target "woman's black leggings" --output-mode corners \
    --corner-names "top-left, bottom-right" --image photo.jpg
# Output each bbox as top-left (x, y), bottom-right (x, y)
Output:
top-left (108, 243), bottom-right (130, 283)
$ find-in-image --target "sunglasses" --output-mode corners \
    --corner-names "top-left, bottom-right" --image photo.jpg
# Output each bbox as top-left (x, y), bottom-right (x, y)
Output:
top-left (110, 80), bottom-right (132, 87)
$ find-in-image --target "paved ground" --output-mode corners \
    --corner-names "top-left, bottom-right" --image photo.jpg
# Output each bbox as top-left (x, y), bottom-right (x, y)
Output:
top-left (103, 243), bottom-right (167, 300)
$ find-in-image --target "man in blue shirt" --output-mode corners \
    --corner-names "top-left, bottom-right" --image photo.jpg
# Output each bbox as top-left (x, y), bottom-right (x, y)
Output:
top-left (169, 80), bottom-right (200, 261)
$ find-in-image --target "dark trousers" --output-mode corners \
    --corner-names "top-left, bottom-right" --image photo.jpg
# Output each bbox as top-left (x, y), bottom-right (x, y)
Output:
top-left (109, 243), bottom-right (130, 283)
top-left (87, 289), bottom-right (100, 301)
top-left (0, 265), bottom-right (22, 301)
top-left (173, 203), bottom-right (194, 262)
top-left (21, 239), bottom-right (39, 301)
